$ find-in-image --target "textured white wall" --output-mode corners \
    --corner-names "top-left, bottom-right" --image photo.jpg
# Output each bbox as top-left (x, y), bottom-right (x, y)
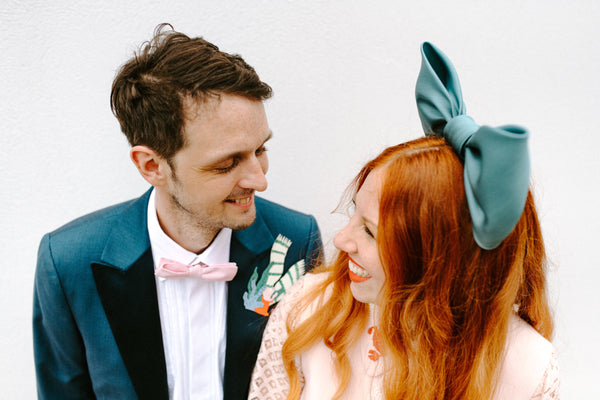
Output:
top-left (2, 0), bottom-right (598, 398)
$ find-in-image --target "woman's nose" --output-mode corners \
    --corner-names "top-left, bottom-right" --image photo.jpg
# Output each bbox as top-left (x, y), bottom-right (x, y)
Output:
top-left (333, 223), bottom-right (357, 254)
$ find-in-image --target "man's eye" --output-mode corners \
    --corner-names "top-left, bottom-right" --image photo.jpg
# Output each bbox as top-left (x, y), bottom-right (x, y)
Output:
top-left (256, 146), bottom-right (268, 156)
top-left (214, 158), bottom-right (239, 174)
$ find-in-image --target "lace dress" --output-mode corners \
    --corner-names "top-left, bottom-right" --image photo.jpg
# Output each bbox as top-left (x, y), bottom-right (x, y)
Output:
top-left (248, 273), bottom-right (560, 400)
top-left (530, 351), bottom-right (560, 399)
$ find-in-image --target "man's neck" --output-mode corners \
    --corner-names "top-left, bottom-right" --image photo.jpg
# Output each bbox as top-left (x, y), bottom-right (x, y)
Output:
top-left (159, 217), bottom-right (217, 254)
top-left (154, 196), bottom-right (218, 255)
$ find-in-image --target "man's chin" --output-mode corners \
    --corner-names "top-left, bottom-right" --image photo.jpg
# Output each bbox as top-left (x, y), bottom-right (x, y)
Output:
top-left (227, 209), bottom-right (257, 231)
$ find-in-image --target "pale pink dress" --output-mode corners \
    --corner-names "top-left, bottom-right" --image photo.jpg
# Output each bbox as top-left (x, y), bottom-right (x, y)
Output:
top-left (248, 273), bottom-right (559, 400)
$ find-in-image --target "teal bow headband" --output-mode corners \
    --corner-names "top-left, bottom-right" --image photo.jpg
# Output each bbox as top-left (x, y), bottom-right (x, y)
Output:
top-left (415, 42), bottom-right (530, 250)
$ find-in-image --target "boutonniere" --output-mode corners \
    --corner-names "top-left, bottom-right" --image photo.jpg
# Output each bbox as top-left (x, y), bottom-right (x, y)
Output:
top-left (243, 234), bottom-right (305, 316)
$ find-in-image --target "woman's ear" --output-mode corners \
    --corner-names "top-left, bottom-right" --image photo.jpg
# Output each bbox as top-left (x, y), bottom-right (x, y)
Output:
top-left (130, 145), bottom-right (169, 187)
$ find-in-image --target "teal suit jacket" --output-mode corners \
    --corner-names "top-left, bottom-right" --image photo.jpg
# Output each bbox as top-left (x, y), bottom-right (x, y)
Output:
top-left (33, 190), bottom-right (322, 399)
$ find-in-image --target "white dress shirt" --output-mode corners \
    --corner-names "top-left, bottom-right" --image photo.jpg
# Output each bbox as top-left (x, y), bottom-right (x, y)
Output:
top-left (147, 189), bottom-right (231, 400)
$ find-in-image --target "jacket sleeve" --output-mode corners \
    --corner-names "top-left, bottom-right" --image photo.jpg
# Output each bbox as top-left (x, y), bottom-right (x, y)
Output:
top-left (33, 233), bottom-right (95, 399)
top-left (304, 215), bottom-right (324, 272)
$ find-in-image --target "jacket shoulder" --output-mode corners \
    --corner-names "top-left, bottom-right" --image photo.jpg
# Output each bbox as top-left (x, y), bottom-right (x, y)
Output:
top-left (52, 196), bottom-right (143, 234)
top-left (253, 196), bottom-right (323, 268)
top-left (255, 196), bottom-right (316, 230)
top-left (39, 192), bottom-right (150, 262)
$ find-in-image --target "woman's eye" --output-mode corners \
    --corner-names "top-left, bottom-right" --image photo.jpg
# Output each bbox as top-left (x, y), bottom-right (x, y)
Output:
top-left (363, 225), bottom-right (375, 238)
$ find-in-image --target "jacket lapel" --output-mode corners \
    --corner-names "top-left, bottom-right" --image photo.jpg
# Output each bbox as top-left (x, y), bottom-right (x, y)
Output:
top-left (91, 190), bottom-right (169, 399)
top-left (224, 208), bottom-right (275, 400)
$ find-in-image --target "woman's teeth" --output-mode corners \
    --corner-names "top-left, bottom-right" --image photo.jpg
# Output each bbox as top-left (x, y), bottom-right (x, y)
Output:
top-left (349, 261), bottom-right (371, 278)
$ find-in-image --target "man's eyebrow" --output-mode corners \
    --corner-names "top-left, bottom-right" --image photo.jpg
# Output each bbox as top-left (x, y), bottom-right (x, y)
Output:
top-left (259, 130), bottom-right (273, 147)
top-left (264, 130), bottom-right (273, 143)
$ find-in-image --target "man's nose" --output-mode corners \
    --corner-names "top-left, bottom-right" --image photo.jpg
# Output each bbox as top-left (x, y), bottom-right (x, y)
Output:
top-left (239, 156), bottom-right (268, 192)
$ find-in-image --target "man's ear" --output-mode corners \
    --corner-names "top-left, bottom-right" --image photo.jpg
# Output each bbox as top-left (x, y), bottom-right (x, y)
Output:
top-left (130, 145), bottom-right (169, 187)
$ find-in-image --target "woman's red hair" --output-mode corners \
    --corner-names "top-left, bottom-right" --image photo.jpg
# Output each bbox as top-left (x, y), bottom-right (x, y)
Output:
top-left (282, 136), bottom-right (553, 400)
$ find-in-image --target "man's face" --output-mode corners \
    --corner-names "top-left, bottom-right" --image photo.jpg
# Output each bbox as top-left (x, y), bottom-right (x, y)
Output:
top-left (159, 94), bottom-right (271, 240)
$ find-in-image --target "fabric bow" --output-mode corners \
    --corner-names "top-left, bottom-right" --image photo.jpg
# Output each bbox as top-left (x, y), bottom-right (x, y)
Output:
top-left (415, 42), bottom-right (530, 250)
top-left (155, 258), bottom-right (238, 281)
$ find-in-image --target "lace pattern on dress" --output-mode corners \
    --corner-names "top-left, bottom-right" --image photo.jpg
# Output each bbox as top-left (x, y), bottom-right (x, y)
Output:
top-left (529, 349), bottom-right (560, 399)
top-left (248, 274), bottom-right (310, 400)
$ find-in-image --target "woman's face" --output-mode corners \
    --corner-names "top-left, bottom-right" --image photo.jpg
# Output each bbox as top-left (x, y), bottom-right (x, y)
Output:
top-left (334, 168), bottom-right (386, 304)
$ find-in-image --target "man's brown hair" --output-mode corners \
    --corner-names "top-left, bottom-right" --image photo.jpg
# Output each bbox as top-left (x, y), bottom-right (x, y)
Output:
top-left (110, 23), bottom-right (273, 160)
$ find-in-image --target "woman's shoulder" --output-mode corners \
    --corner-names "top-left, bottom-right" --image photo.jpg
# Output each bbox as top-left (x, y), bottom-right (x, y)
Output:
top-left (529, 350), bottom-right (560, 399)
top-left (284, 271), bottom-right (330, 300)
top-left (494, 315), bottom-right (558, 400)
top-left (303, 270), bottom-right (331, 288)
top-left (276, 271), bottom-right (332, 321)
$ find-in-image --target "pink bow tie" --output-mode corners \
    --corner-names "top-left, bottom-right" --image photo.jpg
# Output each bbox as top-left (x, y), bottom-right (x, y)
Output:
top-left (155, 258), bottom-right (238, 281)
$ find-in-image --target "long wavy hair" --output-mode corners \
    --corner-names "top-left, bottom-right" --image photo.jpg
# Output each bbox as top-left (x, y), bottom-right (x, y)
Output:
top-left (281, 136), bottom-right (553, 400)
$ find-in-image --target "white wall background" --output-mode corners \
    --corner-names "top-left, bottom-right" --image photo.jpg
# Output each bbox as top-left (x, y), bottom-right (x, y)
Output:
top-left (2, 0), bottom-right (598, 398)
